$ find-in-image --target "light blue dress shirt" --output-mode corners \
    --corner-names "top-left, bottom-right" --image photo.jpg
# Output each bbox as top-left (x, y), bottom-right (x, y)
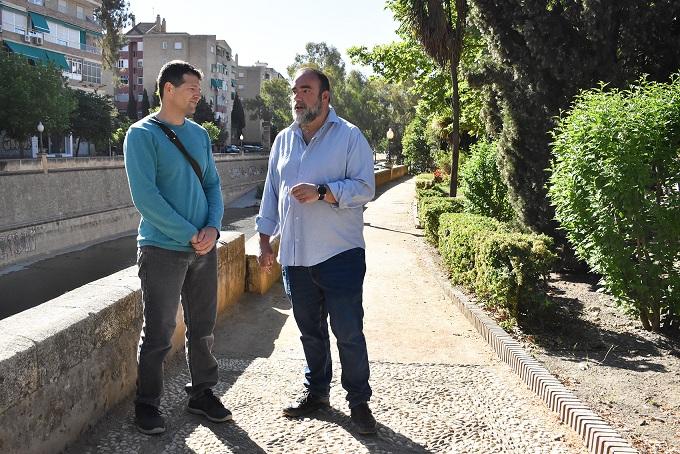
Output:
top-left (256, 107), bottom-right (376, 267)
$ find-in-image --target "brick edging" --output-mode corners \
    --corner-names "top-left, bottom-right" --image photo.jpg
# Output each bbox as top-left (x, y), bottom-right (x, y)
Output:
top-left (437, 282), bottom-right (638, 454)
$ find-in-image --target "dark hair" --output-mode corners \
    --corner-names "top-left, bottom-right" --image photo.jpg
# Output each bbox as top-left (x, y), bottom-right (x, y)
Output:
top-left (297, 67), bottom-right (331, 95)
top-left (157, 60), bottom-right (203, 99)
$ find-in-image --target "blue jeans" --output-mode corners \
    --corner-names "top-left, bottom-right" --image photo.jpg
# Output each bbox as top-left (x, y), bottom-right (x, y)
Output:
top-left (282, 248), bottom-right (372, 409)
top-left (135, 246), bottom-right (219, 408)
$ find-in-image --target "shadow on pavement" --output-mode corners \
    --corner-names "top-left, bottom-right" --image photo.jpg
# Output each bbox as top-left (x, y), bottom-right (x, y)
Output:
top-left (311, 407), bottom-right (433, 453)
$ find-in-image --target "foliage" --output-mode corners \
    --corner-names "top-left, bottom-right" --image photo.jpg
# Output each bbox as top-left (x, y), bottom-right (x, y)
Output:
top-left (468, 0), bottom-right (680, 235)
top-left (438, 212), bottom-right (556, 325)
top-left (111, 114), bottom-right (132, 153)
top-left (201, 121), bottom-right (220, 145)
top-left (70, 90), bottom-right (115, 156)
top-left (231, 93), bottom-right (246, 138)
top-left (193, 96), bottom-right (215, 125)
top-left (460, 139), bottom-right (513, 221)
top-left (260, 77), bottom-right (293, 137)
top-left (419, 196), bottom-right (465, 243)
top-left (94, 0), bottom-right (134, 70)
top-left (402, 106), bottom-right (435, 174)
top-left (141, 89), bottom-right (150, 117)
top-left (126, 96), bottom-right (137, 121)
top-left (151, 82), bottom-right (160, 108)
top-left (0, 52), bottom-right (75, 157)
top-left (548, 77), bottom-right (680, 332)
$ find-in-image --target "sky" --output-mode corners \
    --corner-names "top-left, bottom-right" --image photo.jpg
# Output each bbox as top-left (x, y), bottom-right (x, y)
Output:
top-left (129, 0), bottom-right (402, 77)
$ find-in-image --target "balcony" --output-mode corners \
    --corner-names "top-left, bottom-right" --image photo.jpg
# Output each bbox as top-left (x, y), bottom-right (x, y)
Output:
top-left (26, 0), bottom-right (102, 34)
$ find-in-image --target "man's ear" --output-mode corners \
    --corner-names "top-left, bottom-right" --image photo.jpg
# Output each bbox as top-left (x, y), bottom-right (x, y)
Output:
top-left (164, 81), bottom-right (174, 97)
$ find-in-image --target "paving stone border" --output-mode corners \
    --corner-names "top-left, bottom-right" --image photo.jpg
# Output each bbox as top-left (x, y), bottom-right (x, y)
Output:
top-left (432, 274), bottom-right (638, 454)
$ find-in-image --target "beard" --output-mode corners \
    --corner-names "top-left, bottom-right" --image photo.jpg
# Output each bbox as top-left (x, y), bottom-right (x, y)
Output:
top-left (292, 96), bottom-right (322, 125)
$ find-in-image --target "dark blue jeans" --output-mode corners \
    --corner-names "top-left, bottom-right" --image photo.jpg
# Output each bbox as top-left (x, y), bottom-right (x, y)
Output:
top-left (282, 248), bottom-right (372, 409)
top-left (135, 246), bottom-right (219, 408)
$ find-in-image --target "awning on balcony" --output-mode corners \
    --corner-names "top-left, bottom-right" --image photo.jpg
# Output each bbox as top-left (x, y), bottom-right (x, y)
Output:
top-left (43, 49), bottom-right (69, 71)
top-left (29, 12), bottom-right (50, 33)
top-left (4, 40), bottom-right (46, 62)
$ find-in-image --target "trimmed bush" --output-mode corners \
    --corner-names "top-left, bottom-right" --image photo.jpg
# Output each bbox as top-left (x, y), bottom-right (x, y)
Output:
top-left (419, 196), bottom-right (465, 244)
top-left (415, 173), bottom-right (435, 190)
top-left (474, 231), bottom-right (556, 320)
top-left (460, 139), bottom-right (514, 222)
top-left (438, 213), bottom-right (556, 325)
top-left (549, 77), bottom-right (680, 331)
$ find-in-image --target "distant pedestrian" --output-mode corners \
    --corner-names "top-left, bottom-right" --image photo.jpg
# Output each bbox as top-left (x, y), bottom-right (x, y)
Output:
top-left (124, 60), bottom-right (231, 435)
top-left (256, 67), bottom-right (377, 434)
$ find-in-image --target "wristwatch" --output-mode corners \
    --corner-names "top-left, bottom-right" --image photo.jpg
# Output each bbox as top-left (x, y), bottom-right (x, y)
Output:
top-left (317, 184), bottom-right (327, 201)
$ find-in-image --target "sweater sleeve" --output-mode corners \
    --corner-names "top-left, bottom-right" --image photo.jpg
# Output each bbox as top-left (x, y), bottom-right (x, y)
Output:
top-left (124, 127), bottom-right (198, 244)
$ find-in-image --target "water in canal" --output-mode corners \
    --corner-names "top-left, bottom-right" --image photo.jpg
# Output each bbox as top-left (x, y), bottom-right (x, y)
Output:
top-left (0, 205), bottom-right (260, 320)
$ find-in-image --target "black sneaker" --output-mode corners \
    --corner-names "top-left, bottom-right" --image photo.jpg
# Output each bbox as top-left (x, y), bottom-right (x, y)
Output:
top-left (187, 389), bottom-right (233, 423)
top-left (135, 403), bottom-right (166, 435)
top-left (351, 402), bottom-right (377, 434)
top-left (282, 390), bottom-right (330, 417)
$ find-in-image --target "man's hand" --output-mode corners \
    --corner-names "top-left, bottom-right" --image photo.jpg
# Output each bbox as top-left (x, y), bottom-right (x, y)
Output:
top-left (291, 183), bottom-right (320, 204)
top-left (290, 183), bottom-right (336, 204)
top-left (191, 227), bottom-right (218, 255)
top-left (257, 234), bottom-right (275, 273)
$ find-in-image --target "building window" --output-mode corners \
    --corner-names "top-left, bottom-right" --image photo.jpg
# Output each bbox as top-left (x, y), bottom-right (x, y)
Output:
top-left (45, 20), bottom-right (81, 49)
top-left (117, 59), bottom-right (128, 69)
top-left (137, 59), bottom-right (143, 68)
top-left (137, 76), bottom-right (143, 85)
top-left (2, 10), bottom-right (27, 34)
top-left (137, 41), bottom-right (143, 51)
top-left (210, 46), bottom-right (214, 53)
top-left (82, 60), bottom-right (102, 84)
top-left (58, 0), bottom-right (67, 14)
top-left (29, 0), bottom-right (44, 5)
top-left (120, 44), bottom-right (129, 52)
top-left (238, 72), bottom-right (244, 78)
top-left (115, 93), bottom-right (129, 102)
top-left (238, 85), bottom-right (244, 90)
top-left (119, 75), bottom-right (128, 85)
top-left (174, 41), bottom-right (182, 50)
top-left (161, 41), bottom-right (167, 49)
top-left (76, 6), bottom-right (84, 19)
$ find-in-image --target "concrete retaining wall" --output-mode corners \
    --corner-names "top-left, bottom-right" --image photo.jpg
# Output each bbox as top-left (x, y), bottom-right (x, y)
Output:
top-left (0, 155), bottom-right (268, 269)
top-left (0, 231), bottom-right (245, 454)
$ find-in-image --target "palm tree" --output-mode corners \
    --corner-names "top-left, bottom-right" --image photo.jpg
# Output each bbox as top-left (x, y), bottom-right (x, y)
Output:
top-left (398, 0), bottom-right (466, 197)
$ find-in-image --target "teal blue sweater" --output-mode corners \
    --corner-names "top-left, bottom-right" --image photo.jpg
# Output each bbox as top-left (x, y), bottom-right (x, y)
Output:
top-left (124, 115), bottom-right (224, 252)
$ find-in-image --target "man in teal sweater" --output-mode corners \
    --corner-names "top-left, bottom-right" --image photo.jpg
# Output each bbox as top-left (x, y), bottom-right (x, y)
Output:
top-left (124, 60), bottom-right (230, 435)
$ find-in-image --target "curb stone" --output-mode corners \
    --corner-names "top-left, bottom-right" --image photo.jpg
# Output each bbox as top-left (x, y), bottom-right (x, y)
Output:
top-left (420, 245), bottom-right (638, 454)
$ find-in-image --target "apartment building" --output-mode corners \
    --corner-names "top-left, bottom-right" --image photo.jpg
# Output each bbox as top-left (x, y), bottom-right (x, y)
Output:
top-left (114, 16), bottom-right (238, 140)
top-left (236, 62), bottom-right (285, 150)
top-left (0, 0), bottom-right (110, 93)
top-left (0, 0), bottom-right (111, 155)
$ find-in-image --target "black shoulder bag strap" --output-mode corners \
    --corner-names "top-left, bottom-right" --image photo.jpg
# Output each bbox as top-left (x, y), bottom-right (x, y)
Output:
top-left (149, 116), bottom-right (204, 185)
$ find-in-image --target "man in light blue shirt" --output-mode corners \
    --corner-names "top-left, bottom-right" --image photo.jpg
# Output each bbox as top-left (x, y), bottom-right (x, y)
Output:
top-left (256, 68), bottom-right (377, 434)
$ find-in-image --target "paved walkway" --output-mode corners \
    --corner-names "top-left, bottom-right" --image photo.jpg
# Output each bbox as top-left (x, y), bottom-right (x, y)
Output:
top-left (67, 177), bottom-right (587, 453)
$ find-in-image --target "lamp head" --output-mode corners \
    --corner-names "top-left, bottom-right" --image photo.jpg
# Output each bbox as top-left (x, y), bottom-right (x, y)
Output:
top-left (37, 122), bottom-right (44, 133)
top-left (386, 128), bottom-right (394, 140)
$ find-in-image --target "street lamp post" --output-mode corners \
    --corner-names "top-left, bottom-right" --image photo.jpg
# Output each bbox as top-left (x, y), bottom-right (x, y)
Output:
top-left (37, 121), bottom-right (47, 173)
top-left (386, 127), bottom-right (394, 166)
top-left (37, 121), bottom-right (44, 155)
top-left (239, 133), bottom-right (244, 155)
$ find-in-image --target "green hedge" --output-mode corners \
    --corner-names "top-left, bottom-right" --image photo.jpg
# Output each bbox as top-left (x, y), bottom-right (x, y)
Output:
top-left (419, 196), bottom-right (465, 244)
top-left (549, 77), bottom-right (680, 332)
top-left (438, 213), bottom-right (556, 325)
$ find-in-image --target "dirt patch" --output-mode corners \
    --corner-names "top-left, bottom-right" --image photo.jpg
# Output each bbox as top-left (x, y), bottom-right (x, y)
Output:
top-left (509, 273), bottom-right (680, 454)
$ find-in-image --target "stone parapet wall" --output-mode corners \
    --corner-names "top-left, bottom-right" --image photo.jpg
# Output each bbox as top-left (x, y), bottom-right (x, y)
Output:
top-left (0, 231), bottom-right (245, 454)
top-left (0, 155), bottom-right (268, 270)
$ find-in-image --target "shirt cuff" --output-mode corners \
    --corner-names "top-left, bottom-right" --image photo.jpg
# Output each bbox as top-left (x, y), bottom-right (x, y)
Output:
top-left (256, 216), bottom-right (277, 236)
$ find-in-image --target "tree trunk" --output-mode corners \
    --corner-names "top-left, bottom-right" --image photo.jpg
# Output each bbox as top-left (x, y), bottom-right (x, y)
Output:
top-left (639, 308), bottom-right (652, 331)
top-left (74, 137), bottom-right (81, 158)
